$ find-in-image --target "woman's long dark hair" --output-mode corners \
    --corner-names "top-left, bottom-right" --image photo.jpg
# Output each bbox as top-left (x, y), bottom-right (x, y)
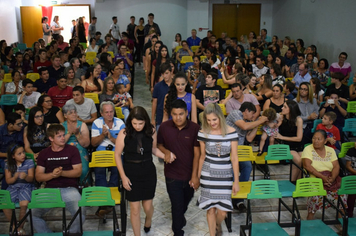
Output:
top-left (311, 77), bottom-right (321, 97)
top-left (215, 40), bottom-right (224, 54)
top-left (125, 106), bottom-right (154, 138)
top-left (237, 45), bottom-right (246, 58)
top-left (154, 45), bottom-right (170, 83)
top-left (7, 143), bottom-right (24, 175)
top-left (164, 73), bottom-right (192, 114)
top-left (285, 100), bottom-right (301, 127)
top-left (27, 107), bottom-right (47, 144)
top-left (99, 52), bottom-right (112, 72)
top-left (85, 66), bottom-right (101, 91)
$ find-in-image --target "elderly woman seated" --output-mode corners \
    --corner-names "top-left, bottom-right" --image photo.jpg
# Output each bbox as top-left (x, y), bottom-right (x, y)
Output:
top-left (61, 104), bottom-right (90, 185)
top-left (301, 130), bottom-right (347, 220)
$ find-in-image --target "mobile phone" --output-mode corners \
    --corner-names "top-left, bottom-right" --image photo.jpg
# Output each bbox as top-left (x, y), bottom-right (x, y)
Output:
top-left (327, 99), bottom-right (334, 104)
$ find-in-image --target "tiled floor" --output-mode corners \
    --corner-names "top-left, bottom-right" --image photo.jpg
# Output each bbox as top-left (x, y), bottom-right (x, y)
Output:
top-left (0, 64), bottom-right (350, 235)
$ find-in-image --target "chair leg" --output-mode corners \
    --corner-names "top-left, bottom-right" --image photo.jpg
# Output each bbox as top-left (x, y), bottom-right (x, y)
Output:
top-left (224, 212), bottom-right (232, 232)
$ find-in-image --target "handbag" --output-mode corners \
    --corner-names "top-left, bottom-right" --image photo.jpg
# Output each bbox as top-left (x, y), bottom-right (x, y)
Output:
top-left (319, 170), bottom-right (341, 191)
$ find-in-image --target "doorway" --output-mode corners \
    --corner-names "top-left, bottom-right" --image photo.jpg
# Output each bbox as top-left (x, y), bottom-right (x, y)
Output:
top-left (213, 4), bottom-right (261, 40)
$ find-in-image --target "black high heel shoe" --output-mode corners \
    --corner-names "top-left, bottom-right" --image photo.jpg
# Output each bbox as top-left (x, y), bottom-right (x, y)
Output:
top-left (144, 217), bottom-right (151, 233)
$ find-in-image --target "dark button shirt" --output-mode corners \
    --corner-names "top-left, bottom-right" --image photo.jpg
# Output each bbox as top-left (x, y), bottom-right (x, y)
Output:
top-left (157, 120), bottom-right (200, 181)
top-left (152, 80), bottom-right (170, 125)
top-left (34, 78), bottom-right (57, 94)
top-left (0, 124), bottom-right (24, 155)
top-left (47, 66), bottom-right (65, 81)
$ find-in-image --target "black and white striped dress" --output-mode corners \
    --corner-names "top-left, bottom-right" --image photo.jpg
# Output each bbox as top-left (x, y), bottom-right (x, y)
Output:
top-left (197, 131), bottom-right (238, 211)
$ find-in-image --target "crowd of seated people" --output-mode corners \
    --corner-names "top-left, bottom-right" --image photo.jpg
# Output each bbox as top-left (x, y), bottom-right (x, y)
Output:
top-left (1, 23), bottom-right (356, 236)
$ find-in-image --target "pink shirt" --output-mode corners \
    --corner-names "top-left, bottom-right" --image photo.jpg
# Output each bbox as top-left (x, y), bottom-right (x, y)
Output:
top-left (330, 62), bottom-right (351, 76)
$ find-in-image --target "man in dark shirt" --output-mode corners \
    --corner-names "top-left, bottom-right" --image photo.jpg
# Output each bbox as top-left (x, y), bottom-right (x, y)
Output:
top-left (157, 100), bottom-right (200, 236)
top-left (34, 67), bottom-right (57, 94)
top-left (0, 113), bottom-right (24, 189)
top-left (195, 72), bottom-right (224, 121)
top-left (144, 13), bottom-right (161, 36)
top-left (324, 72), bottom-right (349, 105)
top-left (284, 49), bottom-right (297, 67)
top-left (126, 16), bottom-right (136, 41)
top-left (67, 38), bottom-right (81, 61)
top-left (33, 124), bottom-right (83, 233)
top-left (47, 55), bottom-right (64, 81)
top-left (10, 52), bottom-right (31, 75)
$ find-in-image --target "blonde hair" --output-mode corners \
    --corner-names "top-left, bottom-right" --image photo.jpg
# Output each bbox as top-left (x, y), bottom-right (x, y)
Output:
top-left (296, 82), bottom-right (314, 104)
top-left (202, 103), bottom-right (228, 137)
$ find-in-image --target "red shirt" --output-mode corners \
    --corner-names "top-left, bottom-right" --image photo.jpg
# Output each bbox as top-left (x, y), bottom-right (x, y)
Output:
top-left (118, 39), bottom-right (135, 51)
top-left (47, 86), bottom-right (73, 107)
top-left (58, 42), bottom-right (69, 51)
top-left (34, 60), bottom-right (52, 73)
top-left (157, 120), bottom-right (200, 181)
top-left (316, 124), bottom-right (340, 149)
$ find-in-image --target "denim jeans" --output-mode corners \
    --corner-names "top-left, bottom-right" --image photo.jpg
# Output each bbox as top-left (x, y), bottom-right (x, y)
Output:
top-left (32, 187), bottom-right (85, 233)
top-left (165, 177), bottom-right (194, 236)
top-left (94, 167), bottom-right (119, 187)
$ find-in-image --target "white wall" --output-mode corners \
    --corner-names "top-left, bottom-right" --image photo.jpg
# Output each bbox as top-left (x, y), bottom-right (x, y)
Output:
top-left (186, 0), bottom-right (209, 39)
top-left (272, 0), bottom-right (356, 71)
top-left (0, 0), bottom-right (22, 44)
top-left (95, 0), bottom-right (187, 53)
top-left (208, 0), bottom-right (274, 37)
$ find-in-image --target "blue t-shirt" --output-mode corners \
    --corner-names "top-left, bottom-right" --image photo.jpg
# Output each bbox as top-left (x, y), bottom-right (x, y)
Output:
top-left (152, 80), bottom-right (170, 125)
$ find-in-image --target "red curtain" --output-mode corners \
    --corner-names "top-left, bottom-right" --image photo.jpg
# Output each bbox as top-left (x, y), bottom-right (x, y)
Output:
top-left (41, 6), bottom-right (53, 25)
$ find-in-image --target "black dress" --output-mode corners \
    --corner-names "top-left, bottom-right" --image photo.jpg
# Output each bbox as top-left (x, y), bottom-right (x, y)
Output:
top-left (278, 118), bottom-right (303, 152)
top-left (77, 23), bottom-right (87, 43)
top-left (123, 131), bottom-right (157, 201)
top-left (44, 106), bottom-right (61, 124)
top-left (136, 28), bottom-right (144, 62)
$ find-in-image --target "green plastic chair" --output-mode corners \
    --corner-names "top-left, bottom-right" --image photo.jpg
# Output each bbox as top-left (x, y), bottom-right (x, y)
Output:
top-left (0, 94), bottom-right (18, 105)
top-left (25, 152), bottom-right (36, 167)
top-left (338, 176), bottom-right (356, 236)
top-left (343, 118), bottom-right (356, 136)
top-left (292, 178), bottom-right (338, 236)
top-left (265, 144), bottom-right (296, 197)
top-left (311, 119), bottom-right (322, 133)
top-left (262, 50), bottom-right (270, 56)
top-left (0, 190), bottom-right (17, 235)
top-left (66, 187), bottom-right (120, 236)
top-left (347, 101), bottom-right (356, 113)
top-left (338, 142), bottom-right (355, 158)
top-left (326, 77), bottom-right (332, 86)
top-left (240, 180), bottom-right (290, 236)
top-left (26, 189), bottom-right (66, 236)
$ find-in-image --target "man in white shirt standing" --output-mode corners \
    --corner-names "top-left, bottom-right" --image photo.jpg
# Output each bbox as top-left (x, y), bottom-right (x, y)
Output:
top-left (109, 16), bottom-right (121, 43)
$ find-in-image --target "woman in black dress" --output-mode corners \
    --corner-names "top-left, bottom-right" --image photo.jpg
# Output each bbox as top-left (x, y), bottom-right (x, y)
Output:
top-left (134, 17), bottom-right (145, 64)
top-left (76, 17), bottom-right (87, 44)
top-left (115, 106), bottom-right (164, 235)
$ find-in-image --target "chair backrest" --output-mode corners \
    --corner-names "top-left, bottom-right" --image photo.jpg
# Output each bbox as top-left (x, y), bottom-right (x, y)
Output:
top-left (225, 89), bottom-right (231, 99)
top-left (78, 187), bottom-right (115, 207)
top-left (292, 178), bottom-right (326, 198)
top-left (17, 43), bottom-right (27, 51)
top-left (265, 144), bottom-right (293, 161)
top-left (28, 189), bottom-right (65, 209)
top-left (89, 151), bottom-right (116, 168)
top-left (245, 50), bottom-right (251, 55)
top-left (248, 180), bottom-right (282, 200)
top-left (338, 142), bottom-right (355, 158)
top-left (86, 52), bottom-right (97, 58)
top-left (180, 56), bottom-right (193, 64)
top-left (0, 94), bottom-right (18, 105)
top-left (216, 79), bottom-right (229, 89)
top-left (338, 175), bottom-right (356, 195)
top-left (343, 118), bottom-right (356, 132)
top-left (25, 153), bottom-right (36, 167)
top-left (200, 55), bottom-right (207, 61)
top-left (311, 119), bottom-right (322, 133)
top-left (3, 73), bottom-right (12, 83)
top-left (217, 103), bottom-right (227, 116)
top-left (347, 101), bottom-right (356, 113)
top-left (237, 145), bottom-right (256, 162)
top-left (348, 72), bottom-right (354, 86)
top-left (115, 107), bottom-right (125, 119)
top-left (262, 50), bottom-right (270, 56)
top-left (191, 46), bottom-right (199, 52)
top-left (107, 51), bottom-right (114, 58)
top-left (0, 190), bottom-right (16, 210)
top-left (26, 73), bottom-right (40, 82)
top-left (175, 46), bottom-right (182, 52)
top-left (84, 93), bottom-right (99, 104)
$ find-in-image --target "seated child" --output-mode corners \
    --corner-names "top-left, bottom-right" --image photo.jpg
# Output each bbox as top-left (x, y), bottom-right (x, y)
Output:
top-left (284, 81), bottom-right (295, 100)
top-left (113, 83), bottom-right (134, 121)
top-left (344, 143), bottom-right (356, 217)
top-left (3, 143), bottom-right (35, 235)
top-left (258, 108), bottom-right (281, 155)
top-left (18, 79), bottom-right (41, 109)
top-left (13, 104), bottom-right (28, 125)
top-left (316, 111), bottom-right (341, 154)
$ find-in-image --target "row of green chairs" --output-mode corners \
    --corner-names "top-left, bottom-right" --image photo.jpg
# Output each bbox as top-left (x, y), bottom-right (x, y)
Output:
top-left (240, 176), bottom-right (356, 236)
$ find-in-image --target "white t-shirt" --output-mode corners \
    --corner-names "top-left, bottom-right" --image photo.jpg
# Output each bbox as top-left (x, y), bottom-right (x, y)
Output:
top-left (110, 23), bottom-right (120, 40)
top-left (18, 91), bottom-right (41, 108)
top-left (51, 21), bottom-right (61, 35)
top-left (65, 98), bottom-right (97, 121)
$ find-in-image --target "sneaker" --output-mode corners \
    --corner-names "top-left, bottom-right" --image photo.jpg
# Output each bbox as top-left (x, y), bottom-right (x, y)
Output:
top-left (237, 203), bottom-right (247, 213)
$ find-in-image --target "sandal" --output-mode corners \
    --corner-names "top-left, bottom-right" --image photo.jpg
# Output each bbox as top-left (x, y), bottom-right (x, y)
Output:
top-left (257, 150), bottom-right (263, 156)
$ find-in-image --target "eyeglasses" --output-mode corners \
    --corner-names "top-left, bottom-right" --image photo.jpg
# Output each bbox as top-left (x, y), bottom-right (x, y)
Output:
top-left (15, 122), bottom-right (24, 126)
top-left (34, 114), bottom-right (44, 119)
top-left (299, 88), bottom-right (308, 91)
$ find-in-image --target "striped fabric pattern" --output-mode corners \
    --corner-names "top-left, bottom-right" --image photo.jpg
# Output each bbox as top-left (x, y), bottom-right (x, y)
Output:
top-left (197, 131), bottom-right (238, 211)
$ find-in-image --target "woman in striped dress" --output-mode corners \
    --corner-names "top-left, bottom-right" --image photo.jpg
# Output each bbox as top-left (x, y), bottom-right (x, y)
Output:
top-left (197, 103), bottom-right (240, 236)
